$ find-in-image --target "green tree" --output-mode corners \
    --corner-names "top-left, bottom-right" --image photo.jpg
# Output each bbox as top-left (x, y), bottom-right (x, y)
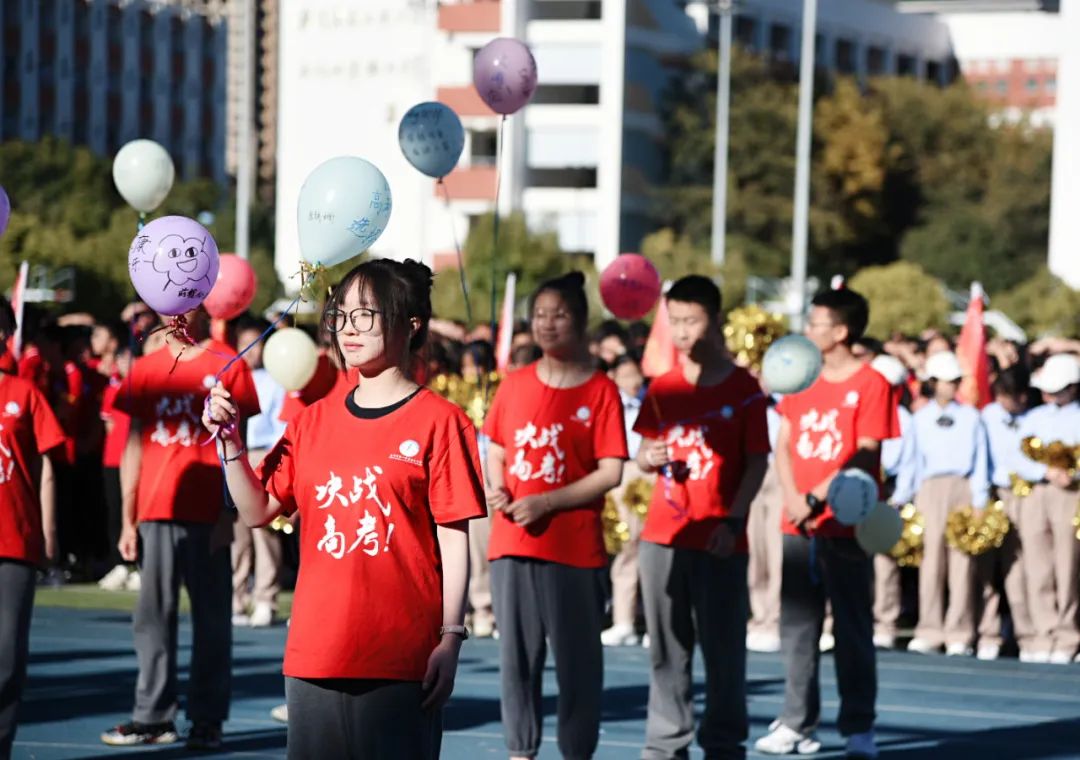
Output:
top-left (994, 267), bottom-right (1080, 338)
top-left (848, 261), bottom-right (949, 338)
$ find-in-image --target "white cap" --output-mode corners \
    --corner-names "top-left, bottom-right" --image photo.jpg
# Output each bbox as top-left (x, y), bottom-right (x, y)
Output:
top-left (1031, 354), bottom-right (1080, 394)
top-left (925, 351), bottom-right (963, 382)
top-left (870, 355), bottom-right (908, 387)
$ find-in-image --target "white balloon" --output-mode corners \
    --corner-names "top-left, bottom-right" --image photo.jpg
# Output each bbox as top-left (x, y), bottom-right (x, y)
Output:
top-left (855, 502), bottom-right (904, 555)
top-left (761, 335), bottom-right (823, 395)
top-left (264, 328), bottom-right (318, 392)
top-left (113, 140), bottom-right (176, 213)
top-left (827, 469), bottom-right (879, 526)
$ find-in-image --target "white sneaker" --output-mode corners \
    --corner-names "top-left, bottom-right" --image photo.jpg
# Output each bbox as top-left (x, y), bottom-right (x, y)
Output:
top-left (907, 637), bottom-right (941, 654)
top-left (747, 632), bottom-right (782, 653)
top-left (946, 642), bottom-right (973, 657)
top-left (819, 632), bottom-right (835, 652)
top-left (232, 613), bottom-right (251, 627)
top-left (124, 571), bottom-right (141, 591)
top-left (846, 730), bottom-right (878, 759)
top-left (249, 602), bottom-right (275, 628)
top-left (1074, 652), bottom-right (1080, 664)
top-left (97, 565), bottom-right (131, 591)
top-left (472, 616), bottom-right (495, 638)
top-left (270, 704), bottom-right (288, 723)
top-left (600, 624), bottom-right (640, 647)
top-left (1048, 651), bottom-right (1073, 665)
top-left (1022, 650), bottom-right (1050, 664)
top-left (976, 644), bottom-right (1000, 661)
top-left (873, 633), bottom-right (896, 650)
top-left (754, 720), bottom-right (822, 755)
top-left (641, 633), bottom-right (650, 648)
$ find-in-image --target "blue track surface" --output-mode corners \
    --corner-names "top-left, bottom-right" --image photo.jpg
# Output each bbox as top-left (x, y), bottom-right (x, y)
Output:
top-left (13, 607), bottom-right (1080, 758)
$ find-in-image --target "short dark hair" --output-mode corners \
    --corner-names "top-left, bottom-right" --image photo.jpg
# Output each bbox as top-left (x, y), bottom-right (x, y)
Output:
top-left (462, 340), bottom-right (495, 374)
top-left (665, 275), bottom-right (721, 318)
top-left (594, 319), bottom-right (629, 344)
top-left (511, 343), bottom-right (542, 366)
top-left (992, 364), bottom-right (1029, 398)
top-left (529, 271), bottom-right (588, 334)
top-left (608, 353), bottom-right (642, 374)
top-left (323, 258), bottom-right (433, 368)
top-left (0, 296), bottom-right (14, 336)
top-left (855, 336), bottom-right (884, 356)
top-left (811, 288), bottom-right (869, 345)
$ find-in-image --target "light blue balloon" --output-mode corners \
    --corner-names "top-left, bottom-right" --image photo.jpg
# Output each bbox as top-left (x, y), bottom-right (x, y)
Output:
top-left (297, 156), bottom-right (393, 267)
top-left (398, 102), bottom-right (465, 179)
top-left (762, 334), bottom-right (823, 395)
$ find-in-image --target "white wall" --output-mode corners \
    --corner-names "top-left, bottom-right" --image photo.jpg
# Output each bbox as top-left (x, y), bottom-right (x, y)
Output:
top-left (1048, 0), bottom-right (1080, 288)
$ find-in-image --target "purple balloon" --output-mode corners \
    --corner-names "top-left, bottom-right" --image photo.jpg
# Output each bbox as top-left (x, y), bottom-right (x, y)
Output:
top-left (128, 216), bottom-right (220, 317)
top-left (472, 37), bottom-right (538, 116)
top-left (0, 187), bottom-right (9, 238)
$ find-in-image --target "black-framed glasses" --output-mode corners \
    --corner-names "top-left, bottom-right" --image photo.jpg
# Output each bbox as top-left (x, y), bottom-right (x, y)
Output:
top-left (324, 307), bottom-right (381, 334)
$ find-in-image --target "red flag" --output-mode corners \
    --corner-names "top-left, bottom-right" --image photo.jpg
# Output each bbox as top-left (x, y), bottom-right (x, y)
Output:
top-left (641, 294), bottom-right (678, 378)
top-left (957, 282), bottom-right (991, 408)
top-left (495, 272), bottom-right (517, 372)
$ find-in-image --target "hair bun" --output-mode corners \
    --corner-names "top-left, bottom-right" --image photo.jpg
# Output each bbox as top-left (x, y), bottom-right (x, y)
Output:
top-left (399, 258), bottom-right (434, 290)
top-left (558, 271), bottom-right (586, 290)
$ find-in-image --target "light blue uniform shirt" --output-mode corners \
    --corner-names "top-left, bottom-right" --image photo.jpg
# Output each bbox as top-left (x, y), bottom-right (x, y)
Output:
top-left (885, 406), bottom-right (917, 505)
top-left (621, 389), bottom-right (644, 461)
top-left (981, 401), bottom-right (1027, 490)
top-left (246, 367), bottom-right (287, 451)
top-left (912, 400), bottom-right (990, 508)
top-left (1015, 400), bottom-right (1080, 483)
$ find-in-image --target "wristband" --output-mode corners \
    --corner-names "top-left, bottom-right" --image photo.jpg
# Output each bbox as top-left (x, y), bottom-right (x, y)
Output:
top-left (440, 625), bottom-right (469, 640)
top-left (806, 493), bottom-right (825, 517)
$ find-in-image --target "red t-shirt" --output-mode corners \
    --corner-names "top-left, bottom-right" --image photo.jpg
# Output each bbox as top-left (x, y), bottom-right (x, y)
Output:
top-left (0, 376), bottom-right (67, 564)
top-left (278, 356), bottom-right (356, 424)
top-left (633, 366), bottom-right (771, 553)
top-left (0, 351), bottom-right (17, 375)
top-left (482, 365), bottom-right (628, 569)
top-left (100, 378), bottom-right (131, 469)
top-left (17, 348), bottom-right (48, 395)
top-left (777, 363), bottom-right (898, 537)
top-left (116, 341), bottom-right (260, 524)
top-left (258, 388), bottom-right (486, 680)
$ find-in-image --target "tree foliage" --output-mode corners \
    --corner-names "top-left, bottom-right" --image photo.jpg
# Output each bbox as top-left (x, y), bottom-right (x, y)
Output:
top-left (848, 261), bottom-right (950, 338)
top-left (0, 138), bottom-right (282, 319)
top-left (994, 267), bottom-right (1080, 338)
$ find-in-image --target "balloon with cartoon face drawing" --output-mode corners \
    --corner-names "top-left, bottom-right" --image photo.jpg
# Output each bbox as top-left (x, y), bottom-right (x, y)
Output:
top-left (128, 215), bottom-right (220, 316)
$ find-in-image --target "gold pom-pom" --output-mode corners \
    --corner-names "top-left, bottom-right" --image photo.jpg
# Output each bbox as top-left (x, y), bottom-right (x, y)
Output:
top-left (723, 305), bottom-right (787, 372)
top-left (429, 372), bottom-right (501, 427)
top-left (268, 515), bottom-right (294, 535)
top-left (1009, 473), bottom-right (1033, 498)
top-left (1073, 503), bottom-right (1080, 542)
top-left (1021, 436), bottom-right (1080, 472)
top-left (889, 503), bottom-right (924, 567)
top-left (602, 494), bottom-right (630, 556)
top-left (623, 478), bottom-right (654, 521)
top-left (945, 502), bottom-right (1011, 556)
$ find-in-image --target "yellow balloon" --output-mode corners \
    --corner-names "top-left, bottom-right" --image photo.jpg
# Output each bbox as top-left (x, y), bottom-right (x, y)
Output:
top-left (264, 327), bottom-right (318, 391)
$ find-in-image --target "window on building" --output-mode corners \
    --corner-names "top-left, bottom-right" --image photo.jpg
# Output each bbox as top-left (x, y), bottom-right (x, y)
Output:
top-left (1046, 77), bottom-right (1057, 94)
top-left (769, 23), bottom-right (791, 62)
top-left (530, 84), bottom-right (599, 105)
top-left (734, 16), bottom-right (756, 50)
top-left (836, 39), bottom-right (855, 74)
top-left (530, 1), bottom-right (601, 21)
top-left (926, 60), bottom-right (943, 85)
top-left (527, 167), bottom-right (598, 189)
top-left (469, 129), bottom-right (498, 166)
top-left (976, 80), bottom-right (988, 91)
top-left (996, 80), bottom-right (1008, 95)
top-left (1026, 77), bottom-right (1038, 93)
top-left (897, 54), bottom-right (916, 77)
top-left (867, 46), bottom-right (886, 75)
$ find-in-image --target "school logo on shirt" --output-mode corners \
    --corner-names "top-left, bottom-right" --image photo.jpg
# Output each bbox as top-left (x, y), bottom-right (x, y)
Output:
top-left (203, 374), bottom-right (217, 389)
top-left (720, 405), bottom-right (734, 420)
top-left (3, 402), bottom-right (20, 417)
top-left (150, 394), bottom-right (200, 448)
top-left (390, 439), bottom-right (424, 467)
top-left (314, 466), bottom-right (396, 560)
top-left (509, 421), bottom-right (567, 485)
top-left (576, 406), bottom-right (591, 422)
top-left (795, 408), bottom-right (844, 462)
top-left (843, 391), bottom-right (860, 408)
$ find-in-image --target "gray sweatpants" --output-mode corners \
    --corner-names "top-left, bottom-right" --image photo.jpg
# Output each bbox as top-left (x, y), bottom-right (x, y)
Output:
top-left (779, 534), bottom-right (876, 737)
top-left (0, 561), bottom-right (35, 760)
top-left (490, 557), bottom-right (605, 760)
top-left (639, 542), bottom-right (749, 760)
top-left (285, 677), bottom-right (441, 760)
top-left (133, 521), bottom-right (232, 725)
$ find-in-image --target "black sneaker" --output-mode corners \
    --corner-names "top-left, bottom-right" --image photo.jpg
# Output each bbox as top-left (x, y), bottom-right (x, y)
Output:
top-left (186, 722), bottom-right (223, 751)
top-left (101, 721), bottom-right (179, 746)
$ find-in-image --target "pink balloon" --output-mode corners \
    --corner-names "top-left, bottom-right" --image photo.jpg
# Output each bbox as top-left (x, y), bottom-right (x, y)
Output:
top-left (204, 254), bottom-right (257, 320)
top-left (600, 254), bottom-right (662, 321)
top-left (128, 216), bottom-right (220, 317)
top-left (472, 37), bottom-right (538, 116)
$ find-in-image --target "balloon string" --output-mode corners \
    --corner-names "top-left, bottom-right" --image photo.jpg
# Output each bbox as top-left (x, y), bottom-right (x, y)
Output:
top-left (489, 114), bottom-right (506, 341)
top-left (437, 178), bottom-right (473, 328)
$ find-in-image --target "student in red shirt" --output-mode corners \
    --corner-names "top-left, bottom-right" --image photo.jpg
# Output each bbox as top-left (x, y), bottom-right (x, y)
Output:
top-left (755, 289), bottom-right (896, 760)
top-left (100, 308), bottom-right (260, 751)
top-left (204, 259), bottom-right (485, 760)
top-left (483, 272), bottom-right (627, 760)
top-left (97, 346), bottom-right (134, 591)
top-left (633, 275), bottom-right (770, 760)
top-left (0, 296), bottom-right (66, 759)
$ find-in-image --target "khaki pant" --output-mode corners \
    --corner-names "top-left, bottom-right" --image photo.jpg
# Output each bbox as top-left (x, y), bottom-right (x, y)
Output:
top-left (231, 450), bottom-right (283, 614)
top-left (873, 553), bottom-right (901, 638)
top-left (914, 475), bottom-right (977, 648)
top-left (609, 461), bottom-right (649, 628)
top-left (1018, 483), bottom-right (1080, 654)
top-left (747, 463), bottom-right (783, 637)
top-left (976, 492), bottom-right (1034, 649)
top-left (468, 505), bottom-right (494, 628)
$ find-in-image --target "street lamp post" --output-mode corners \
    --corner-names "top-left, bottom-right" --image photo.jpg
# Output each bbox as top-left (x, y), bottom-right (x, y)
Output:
top-left (710, 0), bottom-right (734, 267)
top-left (788, 0), bottom-right (817, 331)
top-left (234, 0), bottom-right (255, 261)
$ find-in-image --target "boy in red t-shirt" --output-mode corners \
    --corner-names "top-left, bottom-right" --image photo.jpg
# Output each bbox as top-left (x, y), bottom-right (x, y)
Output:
top-left (0, 297), bottom-right (67, 758)
top-left (101, 308), bottom-right (260, 751)
top-left (755, 289), bottom-right (896, 760)
top-left (633, 276), bottom-right (770, 759)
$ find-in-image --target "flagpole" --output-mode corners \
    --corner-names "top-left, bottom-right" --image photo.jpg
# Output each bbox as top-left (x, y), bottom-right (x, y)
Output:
top-left (789, 0), bottom-right (817, 331)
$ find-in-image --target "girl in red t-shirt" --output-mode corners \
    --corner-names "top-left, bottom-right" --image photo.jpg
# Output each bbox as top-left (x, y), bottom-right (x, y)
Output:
top-left (482, 272), bottom-right (627, 760)
top-left (204, 259), bottom-right (485, 760)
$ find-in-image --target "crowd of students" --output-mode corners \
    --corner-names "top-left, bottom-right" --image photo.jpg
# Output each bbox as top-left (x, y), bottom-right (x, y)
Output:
top-left (0, 261), bottom-right (1077, 760)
